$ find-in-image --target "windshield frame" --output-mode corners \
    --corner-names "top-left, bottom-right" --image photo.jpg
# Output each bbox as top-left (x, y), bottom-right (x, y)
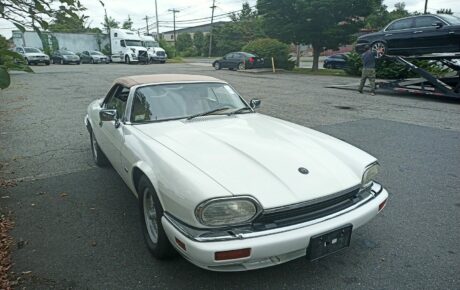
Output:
top-left (126, 81), bottom-right (252, 124)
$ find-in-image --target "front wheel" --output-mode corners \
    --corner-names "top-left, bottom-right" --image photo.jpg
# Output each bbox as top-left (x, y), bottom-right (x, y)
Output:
top-left (125, 55), bottom-right (131, 64)
top-left (138, 176), bottom-right (175, 259)
top-left (372, 41), bottom-right (387, 58)
top-left (237, 62), bottom-right (245, 70)
top-left (214, 62), bottom-right (221, 70)
top-left (90, 129), bottom-right (109, 166)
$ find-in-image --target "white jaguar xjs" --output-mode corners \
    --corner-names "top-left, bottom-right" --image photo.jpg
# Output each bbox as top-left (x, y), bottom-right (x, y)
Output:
top-left (85, 74), bottom-right (388, 271)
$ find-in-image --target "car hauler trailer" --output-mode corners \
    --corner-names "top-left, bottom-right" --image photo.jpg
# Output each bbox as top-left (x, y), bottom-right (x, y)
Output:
top-left (327, 53), bottom-right (460, 99)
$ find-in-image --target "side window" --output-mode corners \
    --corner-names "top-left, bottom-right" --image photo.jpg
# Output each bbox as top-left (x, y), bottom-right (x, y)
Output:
top-left (120, 40), bottom-right (126, 47)
top-left (114, 32), bottom-right (118, 37)
top-left (387, 18), bottom-right (413, 31)
top-left (16, 48), bottom-right (23, 53)
top-left (104, 85), bottom-right (130, 119)
top-left (414, 16), bottom-right (438, 28)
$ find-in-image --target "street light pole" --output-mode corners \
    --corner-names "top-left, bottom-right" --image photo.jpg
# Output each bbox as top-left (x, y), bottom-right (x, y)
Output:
top-left (424, 0), bottom-right (428, 14)
top-left (208, 0), bottom-right (216, 58)
top-left (168, 8), bottom-right (179, 57)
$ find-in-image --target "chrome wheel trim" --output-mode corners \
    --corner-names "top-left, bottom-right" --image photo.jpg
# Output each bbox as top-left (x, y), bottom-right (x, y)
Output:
top-left (143, 188), bottom-right (159, 243)
top-left (238, 63), bottom-right (245, 70)
top-left (372, 42), bottom-right (386, 58)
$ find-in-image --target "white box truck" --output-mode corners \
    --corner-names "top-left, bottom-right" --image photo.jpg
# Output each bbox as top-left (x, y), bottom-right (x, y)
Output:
top-left (140, 34), bottom-right (167, 63)
top-left (110, 29), bottom-right (148, 64)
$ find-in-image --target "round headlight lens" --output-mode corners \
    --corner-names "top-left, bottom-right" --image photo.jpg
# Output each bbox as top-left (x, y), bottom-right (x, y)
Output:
top-left (362, 162), bottom-right (379, 187)
top-left (196, 198), bottom-right (258, 227)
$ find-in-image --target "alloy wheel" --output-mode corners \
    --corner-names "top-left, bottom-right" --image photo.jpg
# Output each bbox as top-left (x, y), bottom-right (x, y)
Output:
top-left (143, 188), bottom-right (159, 243)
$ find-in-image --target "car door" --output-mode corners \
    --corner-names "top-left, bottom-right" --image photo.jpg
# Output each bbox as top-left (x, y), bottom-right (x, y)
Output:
top-left (53, 51), bottom-right (62, 63)
top-left (383, 18), bottom-right (415, 53)
top-left (413, 15), bottom-right (452, 53)
top-left (221, 53), bottom-right (232, 68)
top-left (97, 85), bottom-right (130, 174)
top-left (81, 51), bottom-right (89, 63)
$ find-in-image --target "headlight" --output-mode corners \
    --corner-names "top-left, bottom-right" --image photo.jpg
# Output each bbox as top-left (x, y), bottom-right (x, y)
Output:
top-left (195, 197), bottom-right (260, 227)
top-left (362, 162), bottom-right (379, 187)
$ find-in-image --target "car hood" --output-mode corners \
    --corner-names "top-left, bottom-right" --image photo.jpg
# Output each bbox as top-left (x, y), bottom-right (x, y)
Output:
top-left (135, 114), bottom-right (376, 209)
top-left (26, 52), bottom-right (48, 57)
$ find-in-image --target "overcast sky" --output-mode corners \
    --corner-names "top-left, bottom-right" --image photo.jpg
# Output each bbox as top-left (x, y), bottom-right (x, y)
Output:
top-left (1, 0), bottom-right (459, 38)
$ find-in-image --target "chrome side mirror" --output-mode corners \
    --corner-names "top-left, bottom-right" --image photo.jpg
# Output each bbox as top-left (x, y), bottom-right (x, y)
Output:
top-left (99, 109), bottom-right (117, 122)
top-left (250, 99), bottom-right (261, 109)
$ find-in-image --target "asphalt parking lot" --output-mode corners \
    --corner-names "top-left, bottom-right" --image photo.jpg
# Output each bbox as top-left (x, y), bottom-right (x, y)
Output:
top-left (1, 62), bottom-right (459, 289)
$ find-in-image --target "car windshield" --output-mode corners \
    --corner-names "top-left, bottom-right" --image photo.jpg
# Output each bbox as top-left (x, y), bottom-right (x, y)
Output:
top-left (126, 40), bottom-right (142, 46)
top-left (439, 14), bottom-right (460, 25)
top-left (61, 51), bottom-right (75, 55)
top-left (143, 41), bottom-right (159, 48)
top-left (90, 51), bottom-right (103, 55)
top-left (131, 82), bottom-right (247, 122)
top-left (24, 48), bottom-right (41, 53)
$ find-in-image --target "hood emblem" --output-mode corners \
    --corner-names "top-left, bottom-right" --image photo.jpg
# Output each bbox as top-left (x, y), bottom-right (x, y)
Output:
top-left (298, 167), bottom-right (309, 175)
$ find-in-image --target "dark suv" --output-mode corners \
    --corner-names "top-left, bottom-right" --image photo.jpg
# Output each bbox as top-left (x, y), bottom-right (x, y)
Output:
top-left (356, 14), bottom-right (460, 57)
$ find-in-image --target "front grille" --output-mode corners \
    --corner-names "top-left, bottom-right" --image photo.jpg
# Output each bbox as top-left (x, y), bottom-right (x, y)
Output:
top-left (252, 187), bottom-right (367, 230)
top-left (157, 51), bottom-right (165, 56)
top-left (138, 51), bottom-right (148, 57)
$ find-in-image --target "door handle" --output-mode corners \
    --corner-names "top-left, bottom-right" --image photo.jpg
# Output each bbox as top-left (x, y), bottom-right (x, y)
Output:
top-left (413, 31), bottom-right (423, 34)
top-left (384, 33), bottom-right (393, 36)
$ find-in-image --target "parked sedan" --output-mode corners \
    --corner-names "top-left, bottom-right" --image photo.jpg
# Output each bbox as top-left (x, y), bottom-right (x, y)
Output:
top-left (80, 50), bottom-right (109, 64)
top-left (213, 52), bottom-right (264, 70)
top-left (323, 54), bottom-right (347, 69)
top-left (51, 50), bottom-right (80, 64)
top-left (356, 14), bottom-right (460, 57)
top-left (14, 46), bottom-right (50, 65)
top-left (85, 74), bottom-right (388, 271)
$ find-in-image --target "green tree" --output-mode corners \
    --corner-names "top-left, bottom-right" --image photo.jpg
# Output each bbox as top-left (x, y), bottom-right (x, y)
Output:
top-left (159, 38), bottom-right (175, 59)
top-left (193, 31), bottom-right (205, 56)
top-left (176, 33), bottom-right (194, 55)
top-left (436, 9), bottom-right (453, 15)
top-left (211, 3), bottom-right (264, 56)
top-left (258, 0), bottom-right (379, 70)
top-left (48, 10), bottom-right (89, 32)
top-left (122, 15), bottom-right (133, 30)
top-left (0, 0), bottom-right (85, 32)
top-left (242, 38), bottom-right (294, 69)
top-left (102, 15), bottom-right (120, 33)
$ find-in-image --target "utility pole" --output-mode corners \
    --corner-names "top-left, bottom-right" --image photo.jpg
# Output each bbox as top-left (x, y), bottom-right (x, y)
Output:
top-left (168, 8), bottom-right (180, 56)
top-left (424, 0), bottom-right (428, 14)
top-left (208, 0), bottom-right (216, 58)
top-left (144, 16), bottom-right (149, 35)
top-left (155, 0), bottom-right (160, 39)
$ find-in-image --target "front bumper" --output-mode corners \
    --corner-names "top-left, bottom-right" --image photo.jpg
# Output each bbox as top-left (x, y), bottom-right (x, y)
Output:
top-left (162, 185), bottom-right (389, 271)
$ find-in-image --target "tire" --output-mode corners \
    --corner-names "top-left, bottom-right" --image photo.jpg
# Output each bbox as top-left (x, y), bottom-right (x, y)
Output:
top-left (45, 61), bottom-right (50, 66)
top-left (125, 55), bottom-right (131, 64)
top-left (90, 129), bottom-right (109, 166)
top-left (237, 62), bottom-right (245, 70)
top-left (371, 41), bottom-right (386, 58)
top-left (138, 176), bottom-right (175, 259)
top-left (26, 58), bottom-right (31, 65)
top-left (214, 61), bottom-right (221, 70)
top-left (77, 62), bottom-right (81, 65)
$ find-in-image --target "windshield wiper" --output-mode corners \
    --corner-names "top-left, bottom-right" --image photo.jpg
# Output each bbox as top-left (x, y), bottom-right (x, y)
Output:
top-left (186, 107), bottom-right (230, 120)
top-left (227, 107), bottom-right (253, 116)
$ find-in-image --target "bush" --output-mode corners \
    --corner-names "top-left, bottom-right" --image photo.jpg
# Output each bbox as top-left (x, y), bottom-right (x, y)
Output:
top-left (242, 38), bottom-right (294, 70)
top-left (159, 38), bottom-right (175, 58)
top-left (344, 51), bottom-right (450, 79)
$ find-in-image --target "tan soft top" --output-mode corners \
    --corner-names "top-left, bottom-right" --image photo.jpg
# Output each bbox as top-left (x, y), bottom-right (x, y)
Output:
top-left (114, 74), bottom-right (224, 88)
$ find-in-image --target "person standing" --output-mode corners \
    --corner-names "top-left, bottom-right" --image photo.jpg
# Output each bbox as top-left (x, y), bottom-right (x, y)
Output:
top-left (358, 45), bottom-right (380, 95)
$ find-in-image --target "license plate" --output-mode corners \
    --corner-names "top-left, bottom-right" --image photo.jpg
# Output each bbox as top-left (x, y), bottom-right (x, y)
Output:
top-left (307, 224), bottom-right (353, 261)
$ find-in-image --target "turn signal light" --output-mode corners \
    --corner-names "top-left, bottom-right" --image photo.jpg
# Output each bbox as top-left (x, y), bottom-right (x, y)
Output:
top-left (378, 199), bottom-right (387, 211)
top-left (175, 238), bottom-right (186, 251)
top-left (215, 248), bottom-right (251, 261)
